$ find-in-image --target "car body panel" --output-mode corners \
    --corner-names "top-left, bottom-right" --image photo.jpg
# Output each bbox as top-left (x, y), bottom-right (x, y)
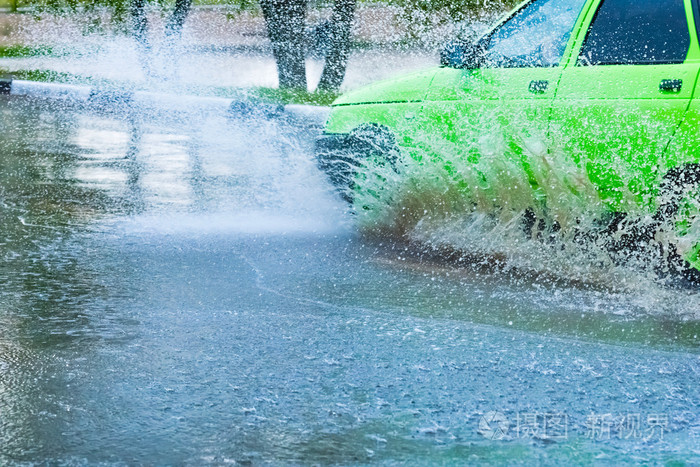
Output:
top-left (549, 0), bottom-right (700, 213)
top-left (325, 102), bottom-right (427, 139)
top-left (419, 65), bottom-right (565, 216)
top-left (332, 69), bottom-right (439, 107)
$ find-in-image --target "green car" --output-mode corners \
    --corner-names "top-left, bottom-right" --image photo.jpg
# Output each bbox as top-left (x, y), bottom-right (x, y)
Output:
top-left (317, 0), bottom-right (700, 279)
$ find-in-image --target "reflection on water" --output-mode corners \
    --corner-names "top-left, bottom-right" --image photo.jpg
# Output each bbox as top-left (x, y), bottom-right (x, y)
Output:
top-left (0, 96), bottom-right (699, 464)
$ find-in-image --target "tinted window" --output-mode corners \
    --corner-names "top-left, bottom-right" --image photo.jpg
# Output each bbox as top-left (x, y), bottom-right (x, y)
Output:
top-left (579, 0), bottom-right (690, 65)
top-left (485, 0), bottom-right (588, 68)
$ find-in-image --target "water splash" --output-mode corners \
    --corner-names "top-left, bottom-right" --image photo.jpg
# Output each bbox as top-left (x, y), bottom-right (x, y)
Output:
top-left (348, 104), bottom-right (700, 298)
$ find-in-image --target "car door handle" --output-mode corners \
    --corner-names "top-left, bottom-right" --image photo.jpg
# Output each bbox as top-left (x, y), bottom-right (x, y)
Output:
top-left (660, 79), bottom-right (683, 93)
top-left (529, 80), bottom-right (549, 94)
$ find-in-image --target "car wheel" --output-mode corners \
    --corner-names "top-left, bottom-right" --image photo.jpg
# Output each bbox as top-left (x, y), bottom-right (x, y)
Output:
top-left (657, 165), bottom-right (700, 283)
top-left (316, 124), bottom-right (399, 203)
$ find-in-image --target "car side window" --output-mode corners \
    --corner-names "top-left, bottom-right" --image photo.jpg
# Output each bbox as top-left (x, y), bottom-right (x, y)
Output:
top-left (484, 0), bottom-right (588, 68)
top-left (578, 0), bottom-right (690, 66)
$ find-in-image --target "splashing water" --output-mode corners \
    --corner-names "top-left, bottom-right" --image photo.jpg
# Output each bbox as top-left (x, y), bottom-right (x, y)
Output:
top-left (346, 102), bottom-right (700, 303)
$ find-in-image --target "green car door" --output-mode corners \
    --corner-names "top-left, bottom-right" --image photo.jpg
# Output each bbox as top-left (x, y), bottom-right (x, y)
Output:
top-left (550, 0), bottom-right (700, 217)
top-left (420, 0), bottom-right (591, 217)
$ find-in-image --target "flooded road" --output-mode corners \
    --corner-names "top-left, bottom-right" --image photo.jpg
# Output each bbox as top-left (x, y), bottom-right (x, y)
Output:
top-left (0, 96), bottom-right (699, 464)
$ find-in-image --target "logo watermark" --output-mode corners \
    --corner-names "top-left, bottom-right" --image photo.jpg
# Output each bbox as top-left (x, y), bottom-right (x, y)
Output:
top-left (584, 413), bottom-right (668, 441)
top-left (477, 411), bottom-right (669, 442)
top-left (478, 411), bottom-right (510, 440)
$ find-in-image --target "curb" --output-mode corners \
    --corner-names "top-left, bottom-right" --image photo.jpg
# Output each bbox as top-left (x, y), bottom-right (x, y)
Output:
top-left (0, 77), bottom-right (330, 127)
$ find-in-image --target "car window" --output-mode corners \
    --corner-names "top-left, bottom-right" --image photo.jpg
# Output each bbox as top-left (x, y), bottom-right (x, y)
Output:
top-left (578, 0), bottom-right (690, 66)
top-left (484, 0), bottom-right (589, 68)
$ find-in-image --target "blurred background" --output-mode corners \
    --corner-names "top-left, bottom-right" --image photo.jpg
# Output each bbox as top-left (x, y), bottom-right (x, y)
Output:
top-left (0, 0), bottom-right (518, 100)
